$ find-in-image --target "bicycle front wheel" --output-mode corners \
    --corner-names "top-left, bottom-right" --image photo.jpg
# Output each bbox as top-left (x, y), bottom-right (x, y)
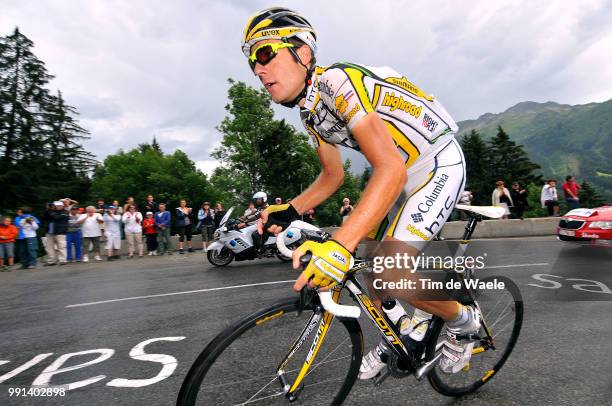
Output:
top-left (427, 275), bottom-right (523, 396)
top-left (177, 296), bottom-right (363, 406)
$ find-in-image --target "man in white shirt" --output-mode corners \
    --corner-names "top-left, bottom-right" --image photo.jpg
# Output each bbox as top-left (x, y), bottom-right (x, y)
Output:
top-left (540, 179), bottom-right (560, 216)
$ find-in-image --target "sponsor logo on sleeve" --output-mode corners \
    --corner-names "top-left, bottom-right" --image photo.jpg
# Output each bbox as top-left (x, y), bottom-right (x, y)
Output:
top-left (335, 94), bottom-right (349, 114)
top-left (422, 113), bottom-right (439, 132)
top-left (345, 104), bottom-right (361, 122)
top-left (382, 92), bottom-right (422, 118)
top-left (385, 76), bottom-right (434, 101)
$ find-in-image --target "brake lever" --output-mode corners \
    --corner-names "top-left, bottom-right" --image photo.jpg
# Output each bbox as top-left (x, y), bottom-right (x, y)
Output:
top-left (296, 253), bottom-right (314, 317)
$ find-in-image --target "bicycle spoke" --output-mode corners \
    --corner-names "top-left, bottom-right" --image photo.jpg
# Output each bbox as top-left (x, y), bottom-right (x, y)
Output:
top-left (489, 302), bottom-right (513, 329)
top-left (304, 337), bottom-right (350, 379)
top-left (237, 375), bottom-right (281, 406)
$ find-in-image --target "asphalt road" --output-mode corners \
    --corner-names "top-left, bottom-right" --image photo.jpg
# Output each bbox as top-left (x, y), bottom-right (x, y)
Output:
top-left (0, 237), bottom-right (610, 406)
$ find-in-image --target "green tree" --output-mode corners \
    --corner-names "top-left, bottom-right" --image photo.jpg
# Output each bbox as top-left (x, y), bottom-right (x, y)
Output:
top-left (460, 129), bottom-right (491, 205)
top-left (488, 125), bottom-right (542, 187)
top-left (91, 143), bottom-right (218, 213)
top-left (0, 28), bottom-right (95, 210)
top-left (579, 180), bottom-right (606, 207)
top-left (314, 160), bottom-right (363, 227)
top-left (212, 79), bottom-right (319, 205)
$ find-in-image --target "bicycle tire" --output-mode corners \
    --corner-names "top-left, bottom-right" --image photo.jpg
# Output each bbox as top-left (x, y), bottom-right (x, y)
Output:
top-left (177, 296), bottom-right (363, 406)
top-left (426, 275), bottom-right (524, 396)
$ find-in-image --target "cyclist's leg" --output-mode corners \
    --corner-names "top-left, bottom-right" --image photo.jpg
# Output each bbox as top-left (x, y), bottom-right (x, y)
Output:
top-left (364, 138), bottom-right (466, 315)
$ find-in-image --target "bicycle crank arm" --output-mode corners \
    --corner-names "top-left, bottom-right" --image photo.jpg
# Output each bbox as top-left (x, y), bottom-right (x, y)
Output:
top-left (415, 352), bottom-right (442, 380)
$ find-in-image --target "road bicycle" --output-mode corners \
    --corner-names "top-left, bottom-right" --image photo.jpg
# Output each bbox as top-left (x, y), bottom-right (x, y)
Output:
top-left (177, 204), bottom-right (523, 405)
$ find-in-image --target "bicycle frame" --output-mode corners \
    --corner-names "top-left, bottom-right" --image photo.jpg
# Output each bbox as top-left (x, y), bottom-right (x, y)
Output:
top-left (275, 211), bottom-right (493, 400)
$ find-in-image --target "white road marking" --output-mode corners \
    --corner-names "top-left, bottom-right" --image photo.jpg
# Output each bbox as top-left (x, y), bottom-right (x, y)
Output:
top-left (65, 280), bottom-right (296, 308)
top-left (487, 263), bottom-right (549, 269)
top-left (65, 262), bottom-right (550, 308)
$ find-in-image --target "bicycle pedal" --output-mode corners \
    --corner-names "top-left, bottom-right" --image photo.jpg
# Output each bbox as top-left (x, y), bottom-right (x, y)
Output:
top-left (373, 369), bottom-right (391, 386)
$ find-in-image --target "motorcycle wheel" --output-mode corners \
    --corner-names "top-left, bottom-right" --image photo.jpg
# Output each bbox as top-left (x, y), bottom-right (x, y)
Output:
top-left (207, 247), bottom-right (234, 267)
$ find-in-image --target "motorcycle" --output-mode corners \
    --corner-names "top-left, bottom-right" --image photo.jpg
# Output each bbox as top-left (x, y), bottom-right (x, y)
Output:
top-left (206, 207), bottom-right (326, 267)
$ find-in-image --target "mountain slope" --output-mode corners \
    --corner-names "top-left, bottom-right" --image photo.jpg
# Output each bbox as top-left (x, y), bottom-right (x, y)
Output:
top-left (457, 99), bottom-right (612, 202)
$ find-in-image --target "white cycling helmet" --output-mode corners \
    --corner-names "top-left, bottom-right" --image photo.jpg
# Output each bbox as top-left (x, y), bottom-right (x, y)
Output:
top-left (252, 191), bottom-right (267, 203)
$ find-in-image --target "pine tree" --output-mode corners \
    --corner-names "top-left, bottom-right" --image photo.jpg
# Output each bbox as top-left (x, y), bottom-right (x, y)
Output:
top-left (460, 129), bottom-right (491, 205)
top-left (579, 181), bottom-right (606, 207)
top-left (487, 126), bottom-right (542, 187)
top-left (0, 28), bottom-right (95, 210)
top-left (151, 136), bottom-right (162, 153)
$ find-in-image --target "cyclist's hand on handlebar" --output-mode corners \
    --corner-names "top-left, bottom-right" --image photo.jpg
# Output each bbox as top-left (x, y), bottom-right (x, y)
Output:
top-left (292, 240), bottom-right (354, 292)
top-left (261, 203), bottom-right (300, 233)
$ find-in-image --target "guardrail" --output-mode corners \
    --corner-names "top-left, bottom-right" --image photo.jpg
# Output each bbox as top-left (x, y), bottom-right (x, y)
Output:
top-left (323, 217), bottom-right (560, 239)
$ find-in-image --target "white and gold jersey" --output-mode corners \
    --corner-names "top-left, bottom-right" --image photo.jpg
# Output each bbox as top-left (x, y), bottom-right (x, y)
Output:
top-left (300, 62), bottom-right (465, 244)
top-left (301, 62), bottom-right (458, 167)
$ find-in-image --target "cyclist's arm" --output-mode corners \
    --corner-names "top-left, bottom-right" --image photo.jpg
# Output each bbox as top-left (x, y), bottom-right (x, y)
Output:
top-left (332, 112), bottom-right (407, 252)
top-left (287, 141), bottom-right (344, 215)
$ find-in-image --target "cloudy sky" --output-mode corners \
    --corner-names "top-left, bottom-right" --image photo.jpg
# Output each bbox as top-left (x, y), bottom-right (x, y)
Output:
top-left (2, 0), bottom-right (612, 174)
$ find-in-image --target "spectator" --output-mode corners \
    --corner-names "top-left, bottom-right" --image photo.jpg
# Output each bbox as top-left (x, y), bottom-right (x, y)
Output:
top-left (142, 194), bottom-right (158, 214)
top-left (123, 196), bottom-right (136, 214)
top-left (104, 206), bottom-right (122, 260)
top-left (541, 179), bottom-right (560, 216)
top-left (510, 182), bottom-right (529, 220)
top-left (16, 208), bottom-right (39, 269)
top-left (44, 201), bottom-right (69, 266)
top-left (143, 212), bottom-right (158, 255)
top-left (0, 216), bottom-right (19, 271)
top-left (275, 197), bottom-right (282, 205)
top-left (111, 200), bottom-right (124, 215)
top-left (155, 203), bottom-right (172, 255)
top-left (562, 175), bottom-right (581, 210)
top-left (459, 190), bottom-right (473, 205)
top-left (340, 198), bottom-right (354, 224)
top-left (454, 189), bottom-right (474, 220)
top-left (14, 207), bottom-right (40, 268)
top-left (95, 198), bottom-right (107, 213)
top-left (492, 181), bottom-right (513, 220)
top-left (96, 199), bottom-right (107, 242)
top-left (62, 198), bottom-right (79, 211)
top-left (122, 205), bottom-right (144, 258)
top-left (19, 213), bottom-right (39, 269)
top-left (176, 199), bottom-right (194, 254)
top-left (198, 202), bottom-right (215, 249)
top-left (213, 203), bottom-right (226, 230)
top-left (66, 206), bottom-right (83, 263)
top-left (78, 206), bottom-right (104, 262)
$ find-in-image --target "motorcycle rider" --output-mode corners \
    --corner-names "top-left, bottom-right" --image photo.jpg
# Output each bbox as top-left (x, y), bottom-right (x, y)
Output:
top-left (237, 192), bottom-right (268, 229)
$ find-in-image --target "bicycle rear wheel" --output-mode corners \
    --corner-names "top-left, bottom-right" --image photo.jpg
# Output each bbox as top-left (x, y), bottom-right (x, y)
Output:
top-left (427, 275), bottom-right (523, 396)
top-left (177, 296), bottom-right (363, 405)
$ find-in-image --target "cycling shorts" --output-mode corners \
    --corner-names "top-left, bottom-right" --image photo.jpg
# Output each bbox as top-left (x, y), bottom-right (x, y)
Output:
top-left (367, 138), bottom-right (466, 250)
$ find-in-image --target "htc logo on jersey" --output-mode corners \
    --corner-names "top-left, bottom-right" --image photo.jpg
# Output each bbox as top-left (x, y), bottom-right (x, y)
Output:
top-left (382, 92), bottom-right (422, 118)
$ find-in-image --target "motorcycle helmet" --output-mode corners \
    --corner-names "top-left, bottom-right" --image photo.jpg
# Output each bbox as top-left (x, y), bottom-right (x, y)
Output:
top-left (252, 191), bottom-right (267, 206)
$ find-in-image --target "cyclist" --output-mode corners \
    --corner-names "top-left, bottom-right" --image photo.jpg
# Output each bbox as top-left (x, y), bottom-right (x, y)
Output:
top-left (243, 7), bottom-right (480, 378)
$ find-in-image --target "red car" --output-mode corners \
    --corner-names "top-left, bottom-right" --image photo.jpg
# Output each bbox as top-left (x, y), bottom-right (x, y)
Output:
top-left (557, 206), bottom-right (612, 244)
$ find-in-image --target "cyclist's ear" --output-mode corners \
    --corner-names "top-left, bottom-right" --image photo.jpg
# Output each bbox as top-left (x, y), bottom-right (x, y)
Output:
top-left (296, 45), bottom-right (313, 67)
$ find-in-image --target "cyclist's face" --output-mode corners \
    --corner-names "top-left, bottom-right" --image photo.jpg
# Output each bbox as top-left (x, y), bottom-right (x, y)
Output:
top-left (251, 39), bottom-right (307, 104)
